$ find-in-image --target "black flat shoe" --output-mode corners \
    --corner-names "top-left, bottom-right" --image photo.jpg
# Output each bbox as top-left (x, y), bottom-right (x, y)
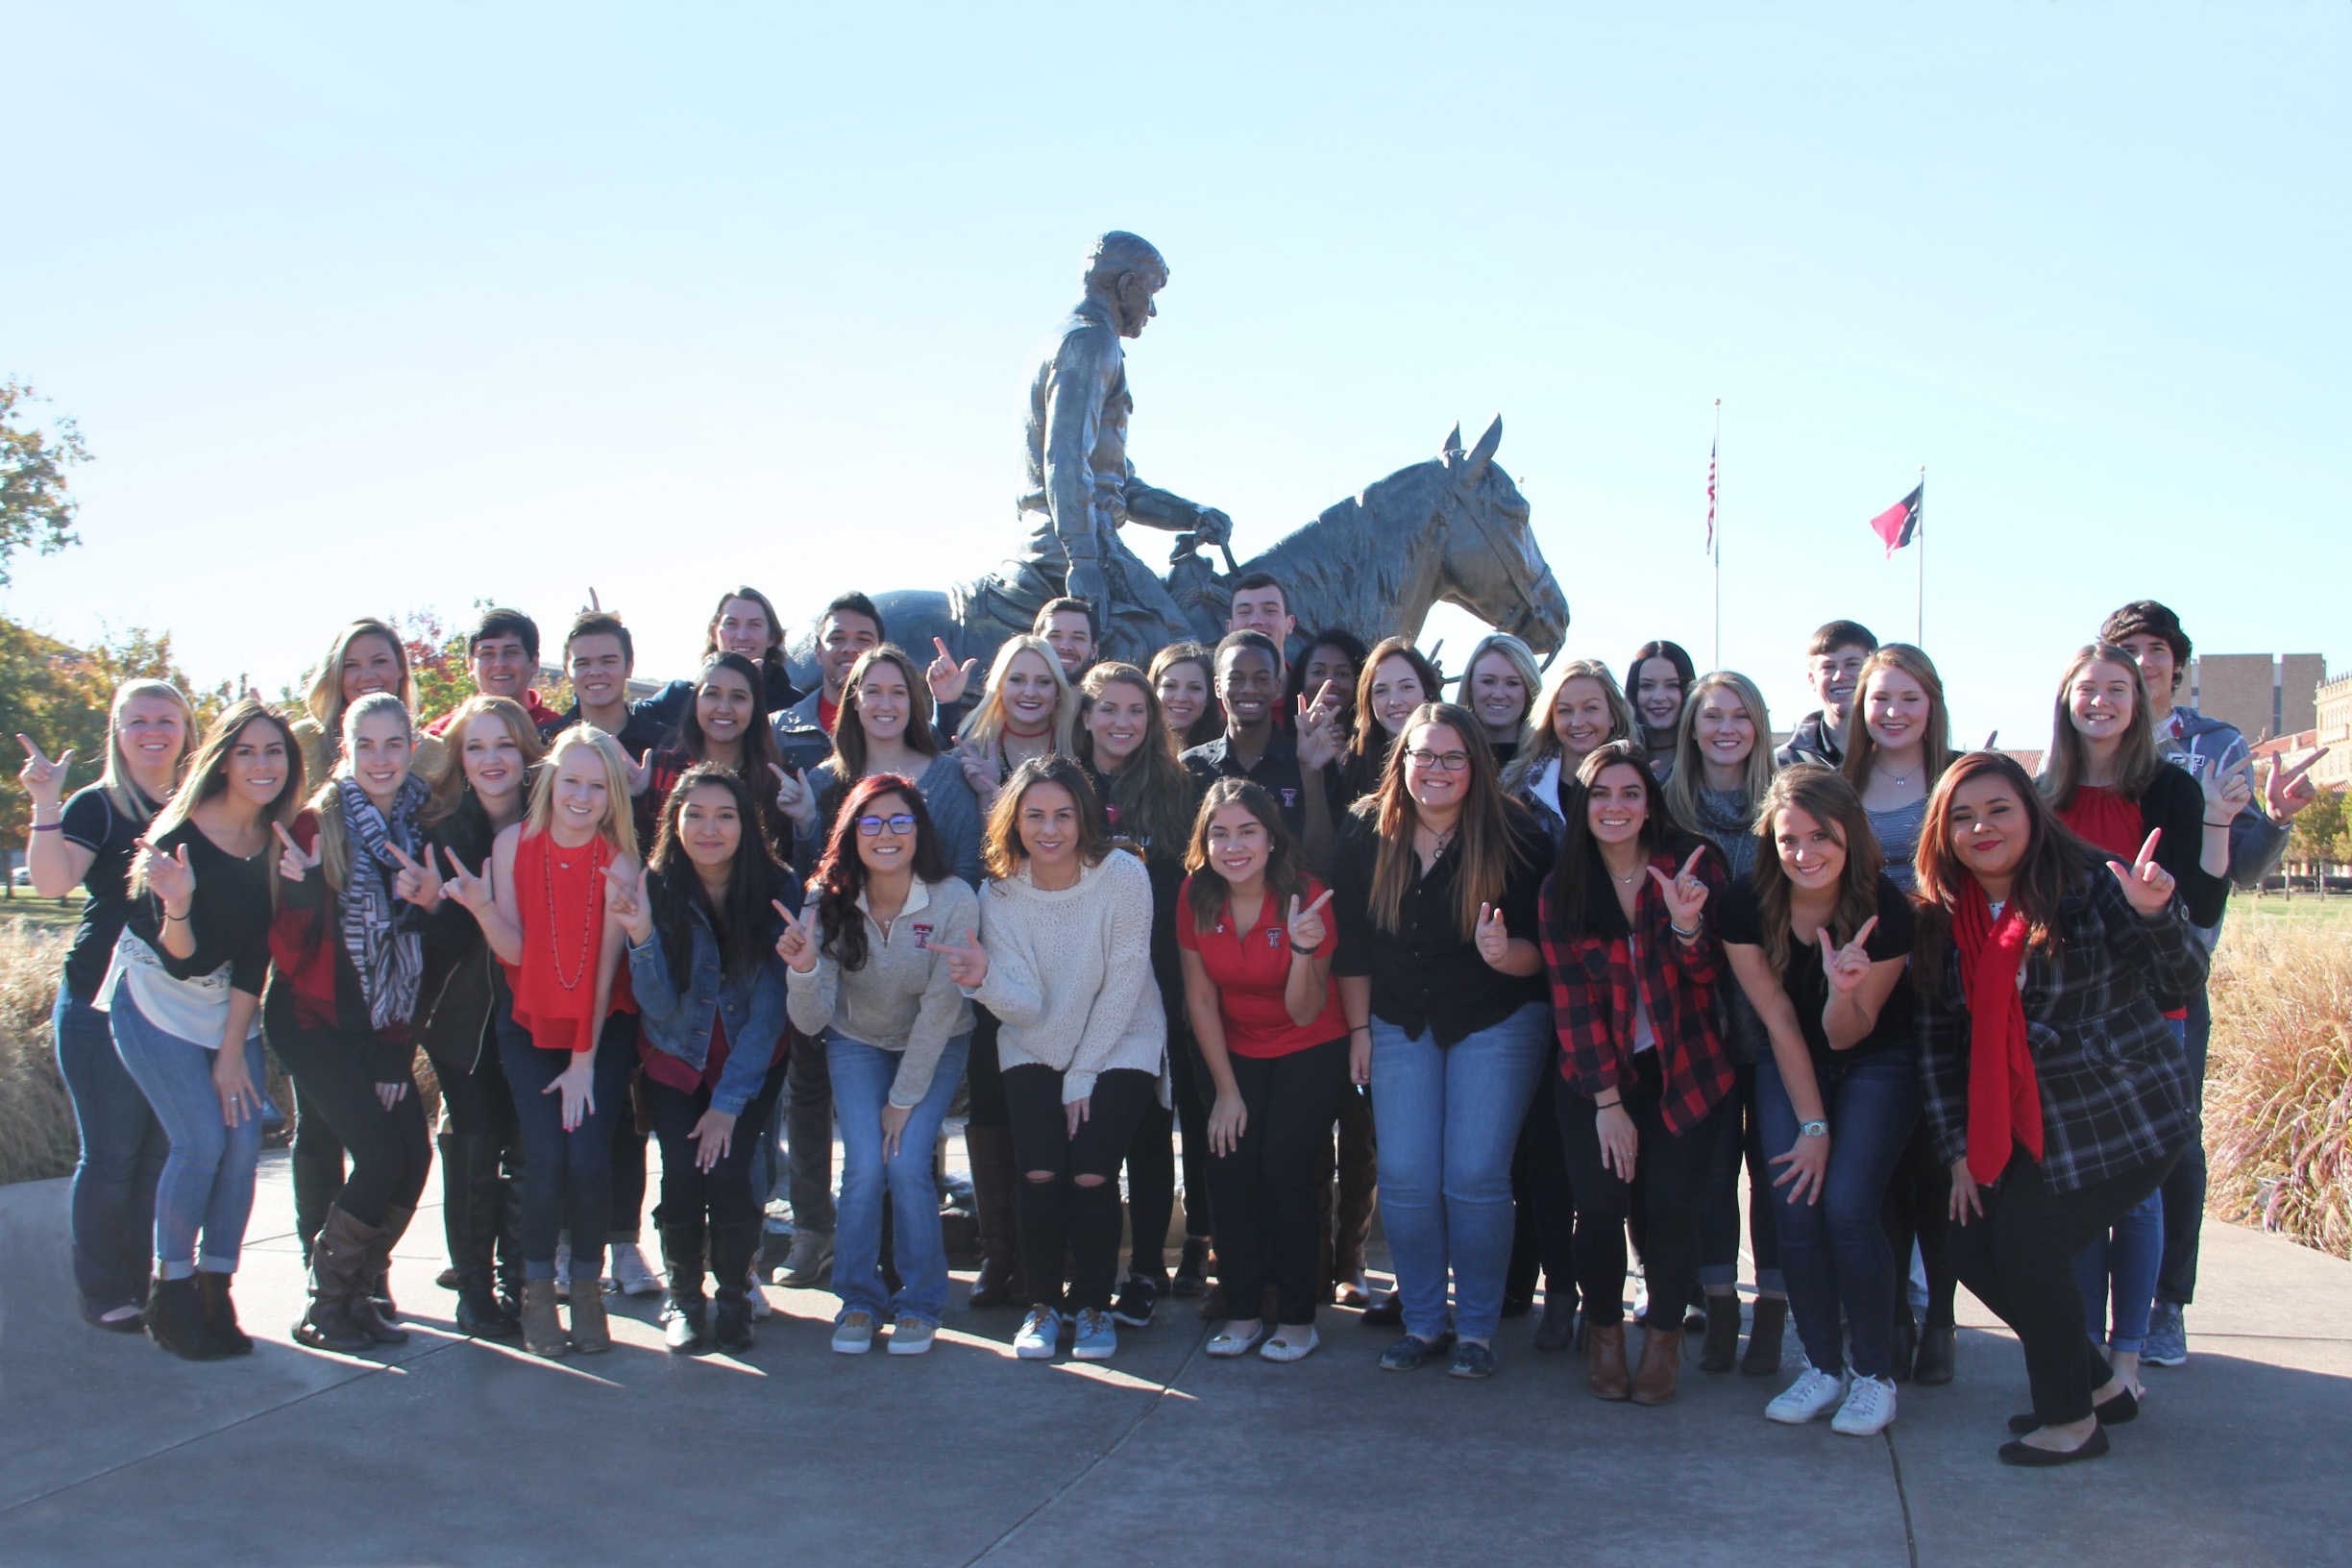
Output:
top-left (1997, 1427), bottom-right (2110, 1467)
top-left (2008, 1385), bottom-right (2138, 1434)
top-left (1360, 1291), bottom-right (1402, 1327)
top-left (1912, 1324), bottom-right (1957, 1385)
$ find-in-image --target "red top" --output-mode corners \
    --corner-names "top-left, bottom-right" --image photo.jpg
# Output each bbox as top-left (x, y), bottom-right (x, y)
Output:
top-left (507, 829), bottom-right (635, 1052)
top-left (818, 695), bottom-right (840, 735)
top-left (639, 1010), bottom-right (788, 1095)
top-left (1175, 873), bottom-right (1347, 1058)
top-left (265, 809), bottom-right (410, 1042)
top-left (427, 690), bottom-right (564, 737)
top-left (2059, 785), bottom-right (2144, 862)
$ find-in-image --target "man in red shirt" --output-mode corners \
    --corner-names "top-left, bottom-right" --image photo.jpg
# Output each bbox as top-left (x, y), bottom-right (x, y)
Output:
top-left (423, 607), bottom-right (565, 736)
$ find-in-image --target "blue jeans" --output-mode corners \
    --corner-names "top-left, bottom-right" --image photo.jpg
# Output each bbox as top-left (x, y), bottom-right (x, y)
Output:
top-left (1756, 1046), bottom-right (1921, 1380)
top-left (498, 1007), bottom-right (638, 1281)
top-left (827, 1031), bottom-right (969, 1326)
top-left (56, 988), bottom-right (169, 1314)
top-left (1369, 1002), bottom-right (1550, 1342)
top-left (107, 989), bottom-right (270, 1280)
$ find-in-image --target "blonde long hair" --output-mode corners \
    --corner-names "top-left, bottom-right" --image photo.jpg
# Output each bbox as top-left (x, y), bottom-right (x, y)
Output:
top-left (2038, 642), bottom-right (2163, 811)
top-left (1662, 671), bottom-right (1775, 832)
top-left (1506, 658), bottom-right (1635, 792)
top-left (302, 619), bottom-right (417, 734)
top-left (98, 678), bottom-right (196, 820)
top-left (526, 726), bottom-right (639, 862)
top-left (305, 692), bottom-right (416, 895)
top-left (1841, 643), bottom-right (1952, 793)
top-left (957, 634), bottom-right (1077, 759)
top-left (420, 694), bottom-right (546, 828)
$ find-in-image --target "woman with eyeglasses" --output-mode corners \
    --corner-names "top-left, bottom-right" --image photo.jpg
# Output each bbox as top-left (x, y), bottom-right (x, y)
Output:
top-left (1332, 702), bottom-right (1552, 1380)
top-left (782, 774), bottom-right (977, 1356)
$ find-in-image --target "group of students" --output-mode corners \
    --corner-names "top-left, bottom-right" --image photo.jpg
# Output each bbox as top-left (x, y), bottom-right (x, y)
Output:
top-left (23, 577), bottom-right (2319, 1467)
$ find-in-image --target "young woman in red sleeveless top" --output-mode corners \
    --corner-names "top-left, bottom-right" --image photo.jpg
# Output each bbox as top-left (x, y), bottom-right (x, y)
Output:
top-left (446, 726), bottom-right (640, 1358)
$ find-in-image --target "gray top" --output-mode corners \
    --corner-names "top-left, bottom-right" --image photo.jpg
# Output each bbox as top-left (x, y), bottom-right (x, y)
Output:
top-left (785, 876), bottom-right (978, 1109)
top-left (1866, 797), bottom-right (1929, 894)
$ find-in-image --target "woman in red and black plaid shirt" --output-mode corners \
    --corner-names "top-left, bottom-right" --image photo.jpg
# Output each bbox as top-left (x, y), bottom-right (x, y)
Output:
top-left (1540, 740), bottom-right (1732, 1407)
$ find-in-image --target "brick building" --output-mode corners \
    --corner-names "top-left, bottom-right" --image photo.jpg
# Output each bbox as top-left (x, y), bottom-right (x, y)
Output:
top-left (2188, 653), bottom-right (2326, 752)
top-left (2314, 674), bottom-right (2352, 790)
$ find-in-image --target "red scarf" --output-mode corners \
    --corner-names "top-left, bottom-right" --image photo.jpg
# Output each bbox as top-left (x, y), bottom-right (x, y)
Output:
top-left (1952, 879), bottom-right (2043, 1184)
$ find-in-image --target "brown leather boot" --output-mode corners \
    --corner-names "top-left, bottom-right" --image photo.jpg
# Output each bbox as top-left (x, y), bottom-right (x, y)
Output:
top-left (1632, 1325), bottom-right (1685, 1405)
top-left (295, 1207), bottom-right (379, 1354)
top-left (567, 1253), bottom-right (611, 1353)
top-left (348, 1203), bottom-right (412, 1346)
top-left (965, 1124), bottom-right (1024, 1308)
top-left (1586, 1320), bottom-right (1631, 1400)
top-left (520, 1279), bottom-right (568, 1358)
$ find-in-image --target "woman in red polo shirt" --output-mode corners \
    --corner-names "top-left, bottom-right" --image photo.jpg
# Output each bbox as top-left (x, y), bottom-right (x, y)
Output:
top-left (1179, 778), bottom-right (1351, 1363)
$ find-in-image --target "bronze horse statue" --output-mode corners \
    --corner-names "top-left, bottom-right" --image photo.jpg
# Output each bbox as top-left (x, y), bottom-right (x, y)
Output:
top-left (786, 416), bottom-right (1568, 685)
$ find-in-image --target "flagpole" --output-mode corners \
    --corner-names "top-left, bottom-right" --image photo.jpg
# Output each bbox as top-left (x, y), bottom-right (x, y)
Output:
top-left (1915, 465), bottom-right (1926, 644)
top-left (1711, 399), bottom-right (1723, 670)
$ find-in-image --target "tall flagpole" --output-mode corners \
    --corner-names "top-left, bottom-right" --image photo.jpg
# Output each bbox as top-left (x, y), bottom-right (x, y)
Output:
top-left (1711, 399), bottom-right (1723, 670)
top-left (1915, 465), bottom-right (1926, 644)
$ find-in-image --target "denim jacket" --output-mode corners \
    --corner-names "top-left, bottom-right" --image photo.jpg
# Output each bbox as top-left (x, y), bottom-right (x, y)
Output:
top-left (626, 909), bottom-right (792, 1116)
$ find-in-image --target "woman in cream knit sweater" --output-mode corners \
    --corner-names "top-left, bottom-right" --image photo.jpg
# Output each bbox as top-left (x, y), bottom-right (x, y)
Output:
top-left (940, 756), bottom-right (1165, 1363)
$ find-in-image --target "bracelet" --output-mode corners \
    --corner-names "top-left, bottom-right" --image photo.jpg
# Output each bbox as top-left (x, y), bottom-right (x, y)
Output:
top-left (1348, 1024), bottom-right (1371, 1037)
top-left (1595, 1096), bottom-right (1622, 1110)
top-left (164, 909), bottom-right (191, 923)
top-left (2203, 817), bottom-right (2235, 826)
top-left (1290, 940), bottom-right (1324, 958)
top-left (1670, 921), bottom-right (1701, 940)
top-left (30, 820), bottom-right (62, 832)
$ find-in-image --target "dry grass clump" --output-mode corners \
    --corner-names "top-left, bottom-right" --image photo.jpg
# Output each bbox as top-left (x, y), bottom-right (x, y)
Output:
top-left (0, 920), bottom-right (79, 1185)
top-left (2206, 921), bottom-right (2352, 1259)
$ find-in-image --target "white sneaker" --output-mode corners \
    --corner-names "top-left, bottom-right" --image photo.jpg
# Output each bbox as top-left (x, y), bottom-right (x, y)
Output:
top-left (890, 1316), bottom-right (938, 1357)
top-left (1014, 1306), bottom-right (1062, 1360)
top-left (745, 1272), bottom-right (773, 1319)
top-left (832, 1311), bottom-right (876, 1355)
top-left (607, 1241), bottom-right (663, 1298)
top-left (1831, 1373), bottom-right (1899, 1436)
top-left (1766, 1363), bottom-right (1849, 1425)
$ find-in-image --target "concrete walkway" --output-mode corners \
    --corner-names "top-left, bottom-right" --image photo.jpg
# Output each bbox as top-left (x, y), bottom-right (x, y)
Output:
top-left (3, 1152), bottom-right (2347, 1568)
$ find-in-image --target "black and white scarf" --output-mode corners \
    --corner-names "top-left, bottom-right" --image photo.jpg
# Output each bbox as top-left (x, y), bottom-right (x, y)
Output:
top-left (337, 774), bottom-right (427, 1032)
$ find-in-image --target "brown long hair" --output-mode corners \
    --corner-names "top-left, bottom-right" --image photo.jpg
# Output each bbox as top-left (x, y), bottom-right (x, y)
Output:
top-left (828, 644), bottom-right (943, 780)
top-left (1914, 750), bottom-right (2093, 972)
top-left (1747, 765), bottom-right (1883, 976)
top-left (1841, 643), bottom-right (1952, 793)
top-left (1147, 642), bottom-right (1223, 750)
top-left (1359, 700), bottom-right (1529, 943)
top-left (1078, 662), bottom-right (1195, 857)
top-left (420, 694), bottom-right (547, 828)
top-left (807, 773), bottom-right (949, 973)
top-left (1507, 658), bottom-right (1636, 793)
top-left (1184, 778), bottom-right (1310, 935)
top-left (1546, 740), bottom-right (1711, 941)
top-left (2039, 642), bottom-right (2163, 811)
top-left (302, 619), bottom-right (417, 754)
top-left (135, 699), bottom-right (306, 904)
top-left (1662, 671), bottom-right (1775, 833)
top-left (1346, 637), bottom-right (1446, 794)
top-left (981, 754), bottom-right (1114, 881)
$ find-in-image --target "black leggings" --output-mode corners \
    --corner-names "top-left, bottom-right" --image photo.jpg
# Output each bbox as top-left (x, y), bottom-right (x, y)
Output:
top-left (288, 1075), bottom-right (347, 1247)
top-left (1557, 1055), bottom-right (1727, 1330)
top-left (1124, 1100), bottom-right (1176, 1278)
top-left (1950, 1148), bottom-right (2177, 1426)
top-left (1884, 1120), bottom-right (1959, 1332)
top-left (1209, 1039), bottom-right (1348, 1326)
top-left (965, 1009), bottom-right (1008, 1127)
top-left (648, 1057), bottom-right (788, 1230)
top-left (266, 1015), bottom-right (431, 1230)
top-left (1506, 1065), bottom-right (1577, 1307)
top-left (1003, 1065), bottom-right (1158, 1313)
top-left (1165, 1022), bottom-right (1213, 1241)
top-left (611, 1072), bottom-right (650, 1242)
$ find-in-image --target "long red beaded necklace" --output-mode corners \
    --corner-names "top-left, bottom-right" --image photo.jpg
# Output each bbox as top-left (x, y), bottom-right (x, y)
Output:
top-left (541, 835), bottom-right (602, 992)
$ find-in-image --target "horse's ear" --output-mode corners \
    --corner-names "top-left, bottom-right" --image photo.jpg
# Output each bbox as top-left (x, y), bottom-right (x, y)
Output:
top-left (1460, 416), bottom-right (1503, 485)
top-left (1441, 422), bottom-right (1463, 458)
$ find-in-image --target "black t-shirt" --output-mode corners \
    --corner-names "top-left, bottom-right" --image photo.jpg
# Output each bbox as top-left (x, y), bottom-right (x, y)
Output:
top-left (57, 784), bottom-right (161, 1001)
top-left (1717, 871), bottom-right (1915, 1074)
top-left (1181, 726), bottom-right (1333, 843)
top-left (126, 820), bottom-right (277, 996)
top-left (1331, 803), bottom-right (1552, 1045)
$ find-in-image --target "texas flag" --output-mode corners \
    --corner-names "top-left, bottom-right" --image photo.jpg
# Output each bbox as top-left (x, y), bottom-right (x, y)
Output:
top-left (1870, 483), bottom-right (1922, 557)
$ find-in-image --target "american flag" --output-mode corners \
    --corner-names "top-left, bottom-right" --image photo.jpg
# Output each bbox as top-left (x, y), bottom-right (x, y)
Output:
top-left (1704, 436), bottom-right (1718, 557)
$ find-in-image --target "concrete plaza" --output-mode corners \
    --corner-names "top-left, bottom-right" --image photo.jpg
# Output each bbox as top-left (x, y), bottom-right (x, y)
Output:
top-left (2, 1150), bottom-right (2347, 1568)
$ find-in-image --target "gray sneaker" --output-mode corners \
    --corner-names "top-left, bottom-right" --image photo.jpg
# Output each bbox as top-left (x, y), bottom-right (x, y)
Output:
top-left (774, 1229), bottom-right (834, 1287)
top-left (2143, 1303), bottom-right (2188, 1367)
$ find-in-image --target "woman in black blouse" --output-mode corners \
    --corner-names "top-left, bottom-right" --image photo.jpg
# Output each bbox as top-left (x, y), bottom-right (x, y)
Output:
top-left (1913, 752), bottom-right (2201, 1465)
top-left (1332, 701), bottom-right (1552, 1380)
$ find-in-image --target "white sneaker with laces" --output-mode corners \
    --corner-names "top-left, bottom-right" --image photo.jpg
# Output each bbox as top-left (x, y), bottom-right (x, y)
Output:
top-left (1831, 1373), bottom-right (1899, 1436)
top-left (1014, 1306), bottom-right (1062, 1360)
top-left (1766, 1363), bottom-right (1849, 1425)
top-left (607, 1241), bottom-right (663, 1298)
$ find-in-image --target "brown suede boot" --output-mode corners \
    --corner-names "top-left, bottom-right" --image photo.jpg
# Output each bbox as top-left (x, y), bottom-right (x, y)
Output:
top-left (1586, 1320), bottom-right (1631, 1400)
top-left (520, 1279), bottom-right (568, 1358)
top-left (1632, 1326), bottom-right (1685, 1405)
top-left (295, 1208), bottom-right (379, 1354)
top-left (567, 1255), bottom-right (611, 1353)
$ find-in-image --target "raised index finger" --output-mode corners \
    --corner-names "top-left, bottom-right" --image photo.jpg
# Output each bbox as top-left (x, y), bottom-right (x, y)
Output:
top-left (933, 637), bottom-right (953, 660)
top-left (2136, 827), bottom-right (2163, 867)
top-left (1850, 915), bottom-right (1879, 950)
top-left (2283, 747), bottom-right (2329, 786)
top-left (1303, 888), bottom-right (1335, 919)
top-left (1679, 845), bottom-right (1706, 880)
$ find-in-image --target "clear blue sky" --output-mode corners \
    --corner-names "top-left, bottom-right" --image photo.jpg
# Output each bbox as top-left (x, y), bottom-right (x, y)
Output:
top-left (6, 2), bottom-right (2345, 745)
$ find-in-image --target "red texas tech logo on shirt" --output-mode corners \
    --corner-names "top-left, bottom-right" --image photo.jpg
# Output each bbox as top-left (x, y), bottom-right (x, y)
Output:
top-left (911, 923), bottom-right (935, 949)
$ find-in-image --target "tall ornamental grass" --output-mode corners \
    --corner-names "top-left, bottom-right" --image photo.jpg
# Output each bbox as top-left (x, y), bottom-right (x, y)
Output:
top-left (2206, 921), bottom-right (2352, 1260)
top-left (0, 922), bottom-right (77, 1184)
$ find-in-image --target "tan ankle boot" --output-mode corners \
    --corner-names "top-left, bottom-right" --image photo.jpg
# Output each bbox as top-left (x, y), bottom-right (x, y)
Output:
top-left (521, 1279), bottom-right (568, 1358)
top-left (1632, 1325), bottom-right (1684, 1405)
top-left (567, 1268), bottom-right (611, 1353)
top-left (1586, 1320), bottom-right (1631, 1400)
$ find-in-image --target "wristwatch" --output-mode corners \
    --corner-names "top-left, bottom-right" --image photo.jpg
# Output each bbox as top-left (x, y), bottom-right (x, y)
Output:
top-left (1799, 1119), bottom-right (1828, 1139)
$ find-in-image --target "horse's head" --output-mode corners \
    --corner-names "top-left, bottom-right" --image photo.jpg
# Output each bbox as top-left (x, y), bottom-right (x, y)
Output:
top-left (1433, 417), bottom-right (1569, 657)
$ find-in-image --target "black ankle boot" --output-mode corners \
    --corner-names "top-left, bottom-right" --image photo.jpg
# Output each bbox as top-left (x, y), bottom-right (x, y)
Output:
top-left (708, 1218), bottom-right (761, 1354)
top-left (441, 1135), bottom-right (517, 1339)
top-left (1698, 1295), bottom-right (1741, 1373)
top-left (1740, 1297), bottom-right (1788, 1376)
top-left (1912, 1323), bottom-right (1957, 1385)
top-left (195, 1270), bottom-right (252, 1355)
top-left (149, 1275), bottom-right (225, 1361)
top-left (660, 1218), bottom-right (712, 1355)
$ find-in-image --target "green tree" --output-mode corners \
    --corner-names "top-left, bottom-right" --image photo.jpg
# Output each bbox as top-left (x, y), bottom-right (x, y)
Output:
top-left (0, 380), bottom-right (91, 585)
top-left (2285, 784), bottom-right (2345, 876)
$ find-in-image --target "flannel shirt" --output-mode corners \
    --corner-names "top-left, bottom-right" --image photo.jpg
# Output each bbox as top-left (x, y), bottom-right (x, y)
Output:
top-left (1917, 866), bottom-right (2205, 1194)
top-left (1541, 844), bottom-right (1733, 1135)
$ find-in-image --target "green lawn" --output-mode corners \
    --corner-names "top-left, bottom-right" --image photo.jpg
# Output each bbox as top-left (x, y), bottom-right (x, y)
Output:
top-left (2227, 891), bottom-right (2352, 929)
top-left (0, 892), bottom-right (86, 936)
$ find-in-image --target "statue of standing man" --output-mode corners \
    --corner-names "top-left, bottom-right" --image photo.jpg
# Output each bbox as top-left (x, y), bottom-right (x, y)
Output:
top-left (1005, 232), bottom-right (1234, 663)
